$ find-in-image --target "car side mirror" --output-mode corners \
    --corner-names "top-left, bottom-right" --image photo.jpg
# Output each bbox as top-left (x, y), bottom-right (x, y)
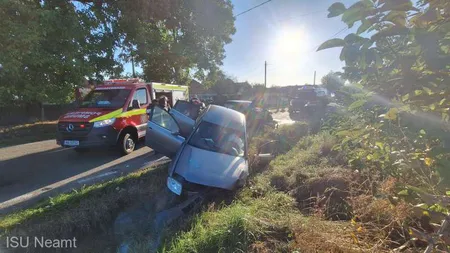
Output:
top-left (131, 99), bottom-right (140, 109)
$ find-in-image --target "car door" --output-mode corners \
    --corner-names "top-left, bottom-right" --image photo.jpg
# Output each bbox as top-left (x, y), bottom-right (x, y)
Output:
top-left (170, 101), bottom-right (199, 137)
top-left (145, 106), bottom-right (185, 158)
top-left (129, 87), bottom-right (150, 138)
top-left (172, 100), bottom-right (201, 119)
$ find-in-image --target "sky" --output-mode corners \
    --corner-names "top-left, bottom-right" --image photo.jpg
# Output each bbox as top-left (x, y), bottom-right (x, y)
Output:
top-left (124, 0), bottom-right (359, 87)
top-left (223, 0), bottom-right (358, 86)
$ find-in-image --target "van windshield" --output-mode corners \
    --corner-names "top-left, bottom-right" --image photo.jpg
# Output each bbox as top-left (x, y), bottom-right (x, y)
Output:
top-left (80, 89), bottom-right (131, 108)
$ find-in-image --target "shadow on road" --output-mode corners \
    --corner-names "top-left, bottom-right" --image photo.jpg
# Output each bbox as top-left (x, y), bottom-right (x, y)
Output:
top-left (0, 122), bottom-right (57, 148)
top-left (0, 142), bottom-right (150, 204)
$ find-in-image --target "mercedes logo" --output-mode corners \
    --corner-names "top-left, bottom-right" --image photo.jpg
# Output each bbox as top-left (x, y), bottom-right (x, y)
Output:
top-left (66, 124), bottom-right (74, 132)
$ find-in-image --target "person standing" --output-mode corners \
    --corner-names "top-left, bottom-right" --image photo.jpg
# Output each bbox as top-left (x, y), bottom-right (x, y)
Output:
top-left (158, 96), bottom-right (171, 111)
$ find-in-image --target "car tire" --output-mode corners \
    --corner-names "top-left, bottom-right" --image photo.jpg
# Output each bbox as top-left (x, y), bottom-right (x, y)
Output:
top-left (119, 132), bottom-right (136, 155)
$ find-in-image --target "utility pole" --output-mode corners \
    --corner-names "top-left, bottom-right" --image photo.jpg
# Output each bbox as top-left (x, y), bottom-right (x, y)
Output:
top-left (264, 61), bottom-right (267, 88)
top-left (313, 70), bottom-right (316, 85)
top-left (131, 55), bottom-right (136, 78)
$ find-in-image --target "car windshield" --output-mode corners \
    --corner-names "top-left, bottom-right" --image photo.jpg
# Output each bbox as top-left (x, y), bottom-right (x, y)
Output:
top-left (188, 121), bottom-right (245, 157)
top-left (80, 89), bottom-right (131, 108)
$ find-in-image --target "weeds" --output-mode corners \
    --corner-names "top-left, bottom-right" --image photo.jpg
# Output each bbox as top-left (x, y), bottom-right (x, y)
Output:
top-left (0, 164), bottom-right (168, 252)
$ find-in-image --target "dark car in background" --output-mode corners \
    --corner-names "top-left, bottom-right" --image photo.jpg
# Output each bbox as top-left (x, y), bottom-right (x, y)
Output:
top-left (223, 100), bottom-right (253, 113)
top-left (288, 87), bottom-right (329, 116)
top-left (224, 100), bottom-right (275, 133)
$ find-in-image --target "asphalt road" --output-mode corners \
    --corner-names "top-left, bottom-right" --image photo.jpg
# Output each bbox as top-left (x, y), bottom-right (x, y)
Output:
top-left (0, 111), bottom-right (294, 214)
top-left (0, 140), bottom-right (167, 214)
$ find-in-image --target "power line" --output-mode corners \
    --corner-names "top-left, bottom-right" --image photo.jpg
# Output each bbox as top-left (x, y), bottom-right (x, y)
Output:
top-left (328, 27), bottom-right (349, 39)
top-left (234, 0), bottom-right (275, 18)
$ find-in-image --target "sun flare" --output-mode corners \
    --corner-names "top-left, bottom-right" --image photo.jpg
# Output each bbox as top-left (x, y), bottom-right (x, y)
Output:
top-left (274, 27), bottom-right (309, 58)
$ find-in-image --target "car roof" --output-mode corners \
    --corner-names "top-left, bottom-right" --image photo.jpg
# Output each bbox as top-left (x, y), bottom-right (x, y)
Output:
top-left (225, 100), bottom-right (252, 104)
top-left (202, 105), bottom-right (246, 130)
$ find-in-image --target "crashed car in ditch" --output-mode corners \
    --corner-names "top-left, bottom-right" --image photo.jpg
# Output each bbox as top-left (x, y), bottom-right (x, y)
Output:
top-left (145, 103), bottom-right (249, 196)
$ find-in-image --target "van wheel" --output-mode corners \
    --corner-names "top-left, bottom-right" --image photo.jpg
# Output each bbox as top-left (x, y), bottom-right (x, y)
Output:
top-left (119, 132), bottom-right (136, 155)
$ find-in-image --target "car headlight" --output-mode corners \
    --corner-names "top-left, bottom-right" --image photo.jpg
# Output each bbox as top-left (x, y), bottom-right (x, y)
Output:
top-left (167, 177), bottom-right (182, 195)
top-left (93, 118), bottom-right (116, 128)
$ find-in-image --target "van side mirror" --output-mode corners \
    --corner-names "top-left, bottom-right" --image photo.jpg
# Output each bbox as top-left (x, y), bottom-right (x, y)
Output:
top-left (131, 99), bottom-right (140, 109)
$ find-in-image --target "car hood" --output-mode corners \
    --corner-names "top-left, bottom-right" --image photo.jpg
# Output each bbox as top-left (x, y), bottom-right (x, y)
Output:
top-left (59, 108), bottom-right (123, 123)
top-left (173, 145), bottom-right (248, 190)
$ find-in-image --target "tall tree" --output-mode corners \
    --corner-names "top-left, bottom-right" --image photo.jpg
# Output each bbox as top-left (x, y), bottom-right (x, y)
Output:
top-left (0, 0), bottom-right (119, 105)
top-left (321, 72), bottom-right (344, 92)
top-left (124, 0), bottom-right (236, 85)
top-left (0, 0), bottom-right (235, 105)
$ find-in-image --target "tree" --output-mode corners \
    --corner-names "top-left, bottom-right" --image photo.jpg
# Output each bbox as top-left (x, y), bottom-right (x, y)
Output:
top-left (319, 3), bottom-right (450, 246)
top-left (0, 0), bottom-right (118, 105)
top-left (321, 72), bottom-right (344, 92)
top-left (127, 0), bottom-right (236, 85)
top-left (0, 0), bottom-right (235, 105)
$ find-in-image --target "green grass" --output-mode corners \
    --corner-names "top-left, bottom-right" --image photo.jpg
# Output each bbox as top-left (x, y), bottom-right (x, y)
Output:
top-left (155, 129), bottom-right (366, 253)
top-left (161, 192), bottom-right (297, 253)
top-left (0, 164), bottom-right (168, 242)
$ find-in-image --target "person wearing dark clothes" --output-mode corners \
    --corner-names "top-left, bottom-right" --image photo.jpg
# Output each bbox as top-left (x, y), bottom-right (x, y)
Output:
top-left (158, 96), bottom-right (171, 111)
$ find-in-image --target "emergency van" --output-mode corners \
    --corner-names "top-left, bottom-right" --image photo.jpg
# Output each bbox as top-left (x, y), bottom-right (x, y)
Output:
top-left (57, 78), bottom-right (189, 155)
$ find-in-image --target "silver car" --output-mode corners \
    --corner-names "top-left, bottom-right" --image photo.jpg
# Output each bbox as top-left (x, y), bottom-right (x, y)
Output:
top-left (145, 103), bottom-right (249, 195)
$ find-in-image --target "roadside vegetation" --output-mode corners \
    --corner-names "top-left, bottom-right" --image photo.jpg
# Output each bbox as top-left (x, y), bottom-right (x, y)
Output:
top-left (156, 1), bottom-right (450, 252)
top-left (0, 121), bottom-right (56, 147)
top-left (0, 163), bottom-right (169, 252)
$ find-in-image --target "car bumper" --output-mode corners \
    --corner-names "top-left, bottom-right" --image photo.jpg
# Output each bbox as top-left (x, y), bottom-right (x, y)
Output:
top-left (56, 126), bottom-right (118, 148)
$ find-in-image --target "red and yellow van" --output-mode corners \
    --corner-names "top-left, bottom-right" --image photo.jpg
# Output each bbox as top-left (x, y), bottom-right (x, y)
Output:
top-left (56, 79), bottom-right (188, 155)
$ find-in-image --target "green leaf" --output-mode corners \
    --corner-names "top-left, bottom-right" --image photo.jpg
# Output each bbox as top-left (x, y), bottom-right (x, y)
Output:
top-left (371, 26), bottom-right (409, 41)
top-left (357, 19), bottom-right (372, 34)
top-left (317, 38), bottom-right (345, 51)
top-left (440, 98), bottom-right (446, 105)
top-left (375, 141), bottom-right (384, 150)
top-left (385, 108), bottom-right (398, 121)
top-left (446, 191), bottom-right (450, 196)
top-left (414, 90), bottom-right (423, 96)
top-left (341, 3), bottom-right (364, 28)
top-left (398, 189), bottom-right (409, 196)
top-left (423, 87), bottom-right (433, 95)
top-left (344, 33), bottom-right (366, 44)
top-left (402, 93), bottom-right (409, 101)
top-left (349, 99), bottom-right (366, 110)
top-left (419, 129), bottom-right (426, 135)
top-left (327, 2), bottom-right (347, 18)
top-left (383, 11), bottom-right (407, 26)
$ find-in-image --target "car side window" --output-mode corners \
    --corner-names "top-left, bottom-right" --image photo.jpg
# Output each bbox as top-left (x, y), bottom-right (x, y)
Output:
top-left (150, 106), bottom-right (179, 132)
top-left (133, 88), bottom-right (148, 106)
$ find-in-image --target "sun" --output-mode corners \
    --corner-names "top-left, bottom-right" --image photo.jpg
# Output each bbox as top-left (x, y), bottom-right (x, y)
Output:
top-left (273, 27), bottom-right (309, 58)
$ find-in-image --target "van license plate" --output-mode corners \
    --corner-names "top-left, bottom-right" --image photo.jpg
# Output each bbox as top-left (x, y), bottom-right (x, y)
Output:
top-left (64, 140), bottom-right (79, 146)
